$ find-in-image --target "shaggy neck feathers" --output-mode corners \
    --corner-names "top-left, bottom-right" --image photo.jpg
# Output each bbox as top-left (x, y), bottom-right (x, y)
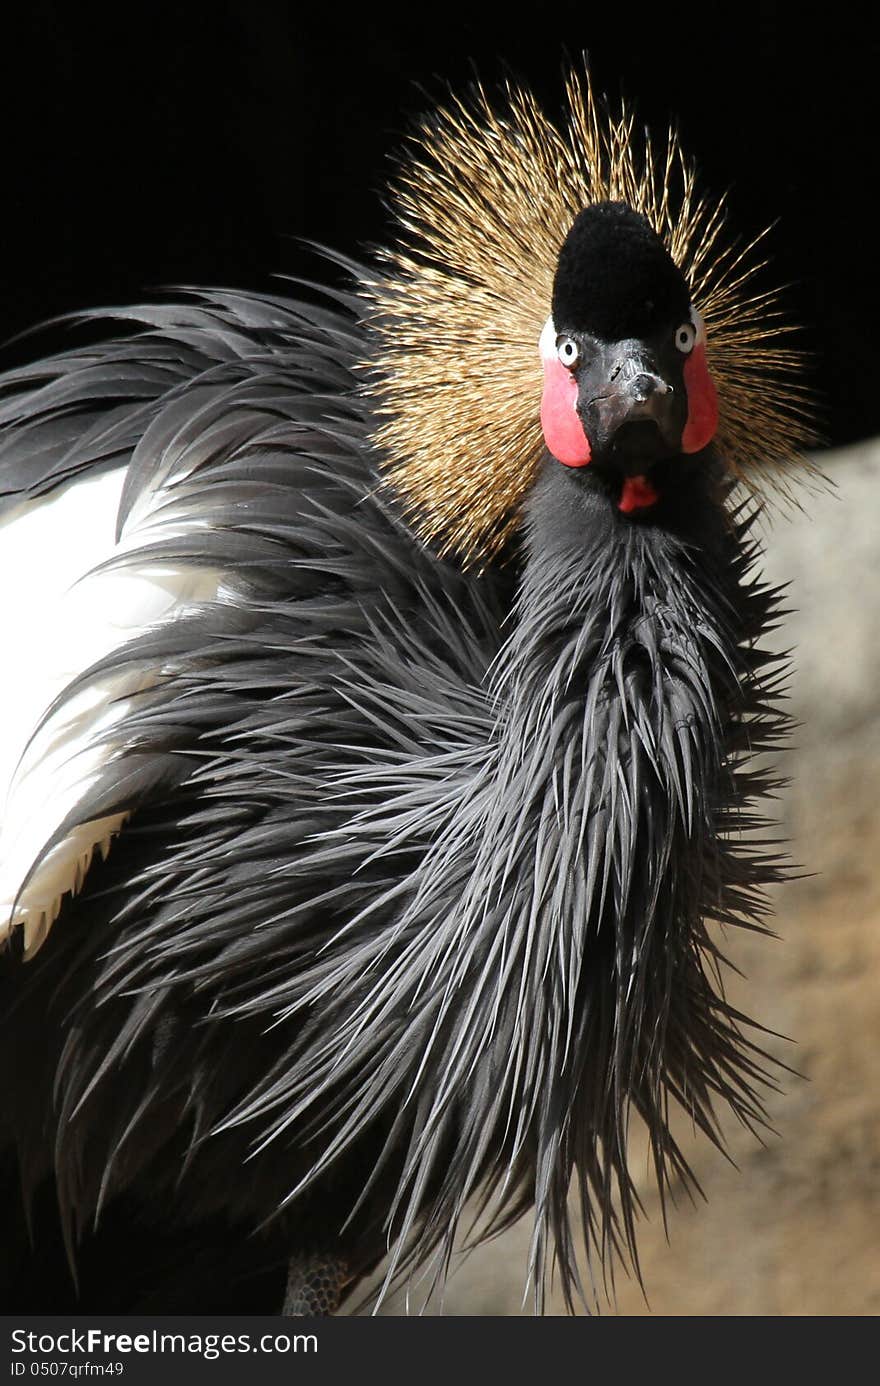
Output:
top-left (452, 460), bottom-right (789, 1304)
top-left (306, 458), bottom-right (789, 1309)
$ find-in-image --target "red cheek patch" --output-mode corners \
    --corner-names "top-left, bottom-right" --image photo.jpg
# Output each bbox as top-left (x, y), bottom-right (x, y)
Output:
top-left (682, 343), bottom-right (719, 454)
top-left (540, 357), bottom-right (591, 466)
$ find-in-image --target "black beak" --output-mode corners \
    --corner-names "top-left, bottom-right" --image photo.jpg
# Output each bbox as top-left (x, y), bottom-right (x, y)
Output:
top-left (577, 340), bottom-right (686, 473)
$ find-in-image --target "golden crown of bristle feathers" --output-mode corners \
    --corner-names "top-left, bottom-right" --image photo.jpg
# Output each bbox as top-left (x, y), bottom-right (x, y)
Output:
top-left (359, 68), bottom-right (816, 566)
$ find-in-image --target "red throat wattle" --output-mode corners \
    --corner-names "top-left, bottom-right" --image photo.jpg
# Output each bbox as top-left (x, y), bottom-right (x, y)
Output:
top-left (619, 475), bottom-right (659, 512)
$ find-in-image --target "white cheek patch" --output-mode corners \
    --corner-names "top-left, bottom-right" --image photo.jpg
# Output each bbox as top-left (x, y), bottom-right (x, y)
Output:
top-left (538, 315), bottom-right (557, 363)
top-left (0, 468), bottom-right (227, 959)
top-left (690, 306), bottom-right (707, 347)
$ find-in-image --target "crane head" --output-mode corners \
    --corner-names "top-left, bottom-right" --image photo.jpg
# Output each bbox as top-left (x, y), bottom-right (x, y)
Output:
top-left (540, 201), bottom-right (718, 514)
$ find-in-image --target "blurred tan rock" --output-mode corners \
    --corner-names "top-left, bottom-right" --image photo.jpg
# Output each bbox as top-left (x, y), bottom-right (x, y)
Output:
top-left (355, 440), bottom-right (880, 1316)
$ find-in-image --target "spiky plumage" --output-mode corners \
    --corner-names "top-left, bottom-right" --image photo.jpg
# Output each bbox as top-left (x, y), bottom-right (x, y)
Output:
top-left (0, 70), bottom-right (809, 1314)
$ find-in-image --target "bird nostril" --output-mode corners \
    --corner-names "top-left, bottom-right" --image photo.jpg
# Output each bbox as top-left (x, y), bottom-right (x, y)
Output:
top-left (632, 372), bottom-right (668, 400)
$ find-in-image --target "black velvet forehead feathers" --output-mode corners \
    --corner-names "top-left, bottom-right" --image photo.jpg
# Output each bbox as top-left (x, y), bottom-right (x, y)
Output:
top-left (552, 201), bottom-right (692, 341)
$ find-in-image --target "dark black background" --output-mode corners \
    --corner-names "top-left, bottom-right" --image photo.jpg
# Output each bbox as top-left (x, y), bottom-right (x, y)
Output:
top-left (1, 3), bottom-right (876, 446)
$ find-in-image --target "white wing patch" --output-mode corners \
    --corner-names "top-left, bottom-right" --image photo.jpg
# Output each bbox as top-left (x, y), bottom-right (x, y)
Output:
top-left (0, 468), bottom-right (226, 959)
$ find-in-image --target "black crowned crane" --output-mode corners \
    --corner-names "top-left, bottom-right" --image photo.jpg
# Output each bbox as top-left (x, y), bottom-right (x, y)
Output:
top-left (0, 73), bottom-right (812, 1314)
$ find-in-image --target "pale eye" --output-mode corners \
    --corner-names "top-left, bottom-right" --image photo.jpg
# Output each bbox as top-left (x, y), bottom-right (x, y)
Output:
top-left (675, 322), bottom-right (697, 354)
top-left (556, 335), bottom-right (580, 369)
